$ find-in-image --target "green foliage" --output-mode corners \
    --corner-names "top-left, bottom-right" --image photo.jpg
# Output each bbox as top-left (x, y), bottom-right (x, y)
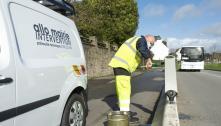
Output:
top-left (152, 60), bottom-right (164, 67)
top-left (205, 63), bottom-right (221, 71)
top-left (71, 0), bottom-right (139, 45)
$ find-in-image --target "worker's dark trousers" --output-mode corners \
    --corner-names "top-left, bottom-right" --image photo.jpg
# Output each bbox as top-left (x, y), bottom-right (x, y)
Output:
top-left (113, 68), bottom-right (131, 111)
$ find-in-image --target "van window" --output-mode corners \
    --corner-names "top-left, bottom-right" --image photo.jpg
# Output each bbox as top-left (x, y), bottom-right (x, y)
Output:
top-left (9, 3), bottom-right (81, 62)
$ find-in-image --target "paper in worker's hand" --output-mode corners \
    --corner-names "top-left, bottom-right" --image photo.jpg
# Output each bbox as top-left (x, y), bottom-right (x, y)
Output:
top-left (150, 40), bottom-right (169, 60)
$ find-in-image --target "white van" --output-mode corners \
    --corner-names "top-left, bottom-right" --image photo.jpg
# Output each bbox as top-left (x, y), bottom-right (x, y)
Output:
top-left (0, 0), bottom-right (88, 126)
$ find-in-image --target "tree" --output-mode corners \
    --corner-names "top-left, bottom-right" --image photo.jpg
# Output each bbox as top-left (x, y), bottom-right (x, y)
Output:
top-left (70, 0), bottom-right (139, 45)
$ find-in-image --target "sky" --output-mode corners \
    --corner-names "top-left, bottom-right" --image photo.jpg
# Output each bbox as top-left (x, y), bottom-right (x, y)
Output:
top-left (136, 0), bottom-right (221, 53)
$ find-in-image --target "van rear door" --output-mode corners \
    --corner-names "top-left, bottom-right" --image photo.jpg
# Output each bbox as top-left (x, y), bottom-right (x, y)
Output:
top-left (0, 5), bottom-right (16, 126)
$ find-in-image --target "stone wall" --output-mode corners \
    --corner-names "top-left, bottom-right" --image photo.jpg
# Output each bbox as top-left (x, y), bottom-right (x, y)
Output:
top-left (82, 36), bottom-right (118, 79)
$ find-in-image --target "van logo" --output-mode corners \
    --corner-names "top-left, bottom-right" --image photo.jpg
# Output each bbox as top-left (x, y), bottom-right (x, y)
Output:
top-left (33, 23), bottom-right (72, 49)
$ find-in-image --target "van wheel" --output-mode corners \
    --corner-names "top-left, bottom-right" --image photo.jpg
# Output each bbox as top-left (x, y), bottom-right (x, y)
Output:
top-left (61, 94), bottom-right (86, 126)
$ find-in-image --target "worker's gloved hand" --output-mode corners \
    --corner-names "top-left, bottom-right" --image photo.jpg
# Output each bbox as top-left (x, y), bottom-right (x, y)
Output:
top-left (146, 58), bottom-right (152, 71)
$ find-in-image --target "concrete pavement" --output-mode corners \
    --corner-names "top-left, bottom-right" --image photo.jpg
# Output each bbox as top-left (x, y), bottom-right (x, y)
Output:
top-left (177, 70), bottom-right (221, 126)
top-left (86, 69), bottom-right (164, 126)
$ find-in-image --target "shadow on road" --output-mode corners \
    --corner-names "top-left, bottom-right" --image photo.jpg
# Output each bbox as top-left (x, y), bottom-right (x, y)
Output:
top-left (103, 121), bottom-right (108, 126)
top-left (177, 69), bottom-right (201, 72)
top-left (102, 94), bottom-right (119, 111)
top-left (101, 94), bottom-right (118, 126)
top-left (131, 103), bottom-right (152, 114)
top-left (88, 71), bottom-right (164, 100)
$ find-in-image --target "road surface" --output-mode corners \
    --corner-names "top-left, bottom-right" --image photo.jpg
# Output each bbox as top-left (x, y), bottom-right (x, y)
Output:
top-left (86, 70), bottom-right (164, 126)
top-left (177, 70), bottom-right (221, 126)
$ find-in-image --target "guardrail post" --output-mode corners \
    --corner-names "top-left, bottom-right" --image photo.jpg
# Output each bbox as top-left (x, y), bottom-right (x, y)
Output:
top-left (152, 55), bottom-right (180, 126)
top-left (163, 56), bottom-right (180, 126)
top-left (165, 56), bottom-right (178, 103)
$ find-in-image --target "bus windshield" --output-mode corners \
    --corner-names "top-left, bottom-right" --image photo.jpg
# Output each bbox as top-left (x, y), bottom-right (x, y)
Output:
top-left (181, 47), bottom-right (204, 61)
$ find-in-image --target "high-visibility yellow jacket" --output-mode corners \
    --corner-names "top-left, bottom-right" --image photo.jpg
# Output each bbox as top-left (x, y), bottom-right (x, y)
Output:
top-left (109, 36), bottom-right (142, 73)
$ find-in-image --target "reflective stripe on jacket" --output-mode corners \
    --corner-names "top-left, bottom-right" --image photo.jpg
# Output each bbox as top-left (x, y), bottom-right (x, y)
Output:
top-left (108, 36), bottom-right (142, 73)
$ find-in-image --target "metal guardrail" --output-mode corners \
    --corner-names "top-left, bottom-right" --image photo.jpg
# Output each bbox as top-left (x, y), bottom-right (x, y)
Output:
top-left (152, 56), bottom-right (180, 126)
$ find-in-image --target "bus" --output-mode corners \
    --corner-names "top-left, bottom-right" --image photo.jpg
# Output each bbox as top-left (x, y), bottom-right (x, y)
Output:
top-left (180, 46), bottom-right (204, 71)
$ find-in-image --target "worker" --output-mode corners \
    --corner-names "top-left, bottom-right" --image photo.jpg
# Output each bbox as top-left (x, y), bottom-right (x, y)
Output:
top-left (108, 35), bottom-right (157, 115)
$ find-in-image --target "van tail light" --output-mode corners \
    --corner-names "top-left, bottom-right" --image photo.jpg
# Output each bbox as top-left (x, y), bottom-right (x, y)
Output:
top-left (80, 65), bottom-right (86, 74)
top-left (72, 65), bottom-right (81, 76)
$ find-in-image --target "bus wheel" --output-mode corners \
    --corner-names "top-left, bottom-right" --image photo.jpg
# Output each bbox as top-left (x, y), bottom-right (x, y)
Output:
top-left (61, 94), bottom-right (86, 126)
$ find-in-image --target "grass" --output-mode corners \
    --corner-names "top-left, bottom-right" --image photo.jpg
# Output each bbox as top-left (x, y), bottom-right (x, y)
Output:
top-left (152, 60), bottom-right (164, 67)
top-left (205, 63), bottom-right (221, 71)
top-left (176, 62), bottom-right (181, 71)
